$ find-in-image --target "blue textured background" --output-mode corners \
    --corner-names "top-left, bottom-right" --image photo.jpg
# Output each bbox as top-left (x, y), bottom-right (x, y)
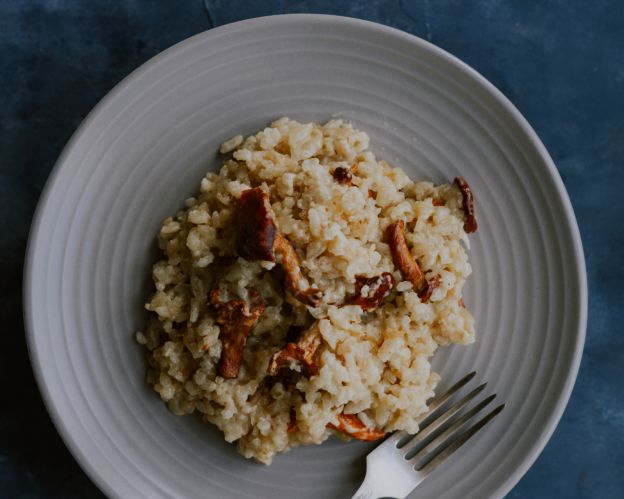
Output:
top-left (1, 1), bottom-right (622, 498)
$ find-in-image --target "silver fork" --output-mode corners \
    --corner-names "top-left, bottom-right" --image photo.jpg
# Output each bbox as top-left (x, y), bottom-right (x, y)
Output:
top-left (352, 372), bottom-right (504, 499)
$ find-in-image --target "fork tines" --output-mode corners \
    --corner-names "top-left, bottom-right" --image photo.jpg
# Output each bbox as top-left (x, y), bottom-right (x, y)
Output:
top-left (398, 371), bottom-right (505, 475)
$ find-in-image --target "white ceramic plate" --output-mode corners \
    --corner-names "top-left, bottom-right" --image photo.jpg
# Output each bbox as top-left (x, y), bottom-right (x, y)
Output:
top-left (25, 14), bottom-right (587, 499)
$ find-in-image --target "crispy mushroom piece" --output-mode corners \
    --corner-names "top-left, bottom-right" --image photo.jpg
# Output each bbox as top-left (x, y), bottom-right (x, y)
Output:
top-left (454, 177), bottom-right (478, 233)
top-left (386, 220), bottom-right (427, 294)
top-left (418, 274), bottom-right (442, 303)
top-left (273, 233), bottom-right (323, 307)
top-left (237, 187), bottom-right (278, 261)
top-left (267, 343), bottom-right (301, 373)
top-left (210, 289), bottom-right (265, 379)
top-left (347, 273), bottom-right (396, 311)
top-left (332, 166), bottom-right (353, 184)
top-left (267, 323), bottom-right (322, 377)
top-left (327, 414), bottom-right (385, 441)
top-left (236, 188), bottom-right (322, 307)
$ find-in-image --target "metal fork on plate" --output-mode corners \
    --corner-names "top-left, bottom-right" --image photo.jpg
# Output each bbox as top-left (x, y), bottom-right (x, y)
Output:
top-left (352, 372), bottom-right (504, 499)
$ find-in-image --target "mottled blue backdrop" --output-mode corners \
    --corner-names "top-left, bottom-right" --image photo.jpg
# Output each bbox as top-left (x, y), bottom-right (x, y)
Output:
top-left (1, 1), bottom-right (622, 498)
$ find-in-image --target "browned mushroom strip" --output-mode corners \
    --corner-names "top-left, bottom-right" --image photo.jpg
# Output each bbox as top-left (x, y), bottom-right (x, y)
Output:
top-left (454, 177), bottom-right (478, 233)
top-left (236, 188), bottom-right (322, 307)
top-left (267, 323), bottom-right (322, 377)
top-left (297, 325), bottom-right (322, 370)
top-left (273, 233), bottom-right (323, 307)
top-left (267, 343), bottom-right (302, 374)
top-left (210, 289), bottom-right (265, 379)
top-left (237, 187), bottom-right (278, 261)
top-left (347, 273), bottom-right (395, 311)
top-left (327, 414), bottom-right (385, 441)
top-left (332, 166), bottom-right (353, 184)
top-left (418, 274), bottom-right (442, 303)
top-left (386, 220), bottom-right (426, 294)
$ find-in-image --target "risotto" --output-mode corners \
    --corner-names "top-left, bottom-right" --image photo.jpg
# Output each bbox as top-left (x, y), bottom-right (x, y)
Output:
top-left (137, 118), bottom-right (478, 464)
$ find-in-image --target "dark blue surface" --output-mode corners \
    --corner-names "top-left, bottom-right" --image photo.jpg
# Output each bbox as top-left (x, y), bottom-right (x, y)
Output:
top-left (1, 1), bottom-right (622, 498)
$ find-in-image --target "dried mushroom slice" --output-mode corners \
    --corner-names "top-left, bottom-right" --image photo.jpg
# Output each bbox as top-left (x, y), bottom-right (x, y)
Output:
top-left (236, 188), bottom-right (322, 307)
top-left (273, 233), bottom-right (323, 307)
top-left (237, 187), bottom-right (278, 261)
top-left (328, 413), bottom-right (385, 441)
top-left (454, 176), bottom-right (478, 233)
top-left (210, 289), bottom-right (265, 379)
top-left (386, 220), bottom-right (427, 294)
top-left (267, 323), bottom-right (322, 377)
top-left (348, 273), bottom-right (396, 311)
top-left (418, 274), bottom-right (442, 303)
top-left (386, 221), bottom-right (444, 302)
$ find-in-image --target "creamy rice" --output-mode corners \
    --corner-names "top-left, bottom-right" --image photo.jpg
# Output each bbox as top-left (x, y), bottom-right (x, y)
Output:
top-left (138, 118), bottom-right (476, 464)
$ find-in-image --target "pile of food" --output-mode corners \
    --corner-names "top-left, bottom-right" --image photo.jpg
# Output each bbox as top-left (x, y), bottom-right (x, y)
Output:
top-left (137, 118), bottom-right (478, 464)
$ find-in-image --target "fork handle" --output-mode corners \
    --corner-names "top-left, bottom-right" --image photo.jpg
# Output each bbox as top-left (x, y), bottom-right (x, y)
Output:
top-left (351, 453), bottom-right (416, 499)
top-left (351, 470), bottom-right (400, 499)
top-left (351, 478), bottom-right (378, 499)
